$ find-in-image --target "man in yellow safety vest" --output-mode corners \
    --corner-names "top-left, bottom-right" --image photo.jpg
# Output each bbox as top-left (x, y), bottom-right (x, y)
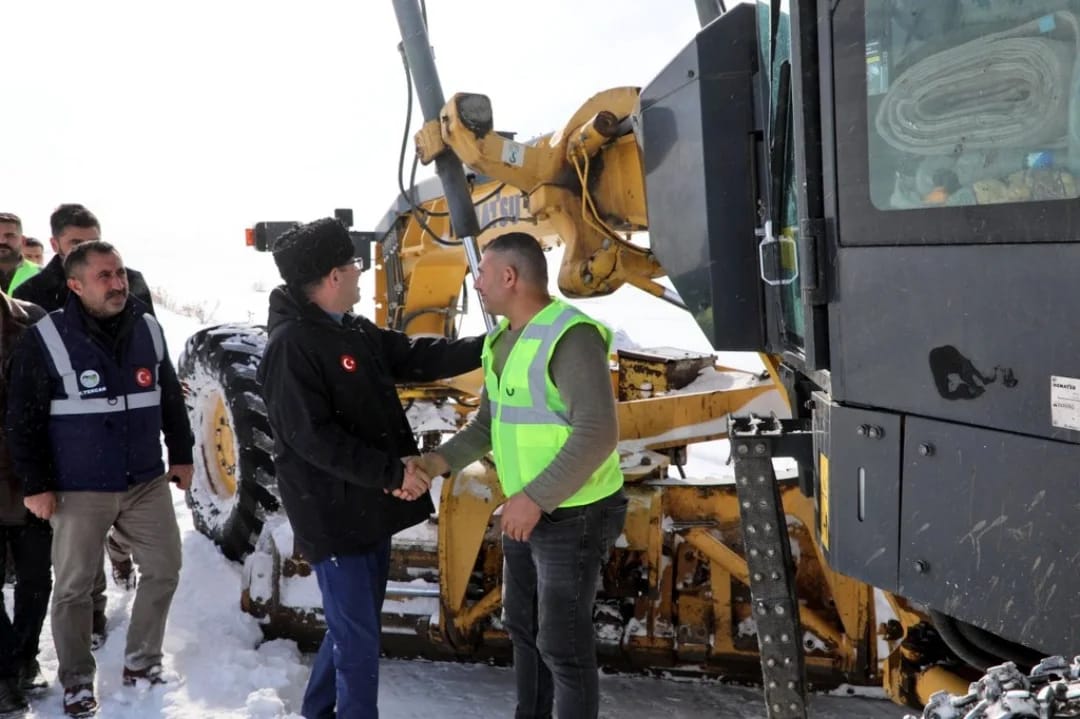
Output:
top-left (403, 231), bottom-right (628, 719)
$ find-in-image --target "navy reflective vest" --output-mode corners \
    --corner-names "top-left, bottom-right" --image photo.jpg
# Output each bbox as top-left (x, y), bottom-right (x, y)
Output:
top-left (35, 302), bottom-right (166, 492)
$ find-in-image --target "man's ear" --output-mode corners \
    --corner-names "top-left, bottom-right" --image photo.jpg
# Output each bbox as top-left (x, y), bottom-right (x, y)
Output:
top-left (66, 276), bottom-right (82, 296)
top-left (502, 264), bottom-right (518, 287)
top-left (50, 237), bottom-right (61, 255)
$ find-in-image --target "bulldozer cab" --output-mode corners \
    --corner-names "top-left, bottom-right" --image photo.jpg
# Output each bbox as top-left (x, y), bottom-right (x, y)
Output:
top-left (649, 0), bottom-right (1080, 680)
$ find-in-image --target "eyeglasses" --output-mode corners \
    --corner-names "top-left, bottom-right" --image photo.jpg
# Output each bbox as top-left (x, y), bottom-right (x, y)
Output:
top-left (339, 258), bottom-right (365, 272)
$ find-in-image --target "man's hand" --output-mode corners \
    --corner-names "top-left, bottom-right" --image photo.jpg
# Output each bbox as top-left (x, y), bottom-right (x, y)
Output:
top-left (393, 467), bottom-right (431, 501)
top-left (24, 492), bottom-right (57, 520)
top-left (392, 453), bottom-right (450, 501)
top-left (169, 464), bottom-right (194, 491)
top-left (500, 492), bottom-right (543, 542)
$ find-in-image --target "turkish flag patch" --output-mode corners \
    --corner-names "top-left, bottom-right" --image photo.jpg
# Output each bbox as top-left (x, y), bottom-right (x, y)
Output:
top-left (135, 367), bottom-right (154, 388)
top-left (340, 354), bottom-right (357, 372)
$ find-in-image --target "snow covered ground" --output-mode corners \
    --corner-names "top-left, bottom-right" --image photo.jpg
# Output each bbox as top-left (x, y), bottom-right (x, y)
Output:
top-left (8, 505), bottom-right (910, 719)
top-left (4, 296), bottom-right (909, 718)
top-left (4, 486), bottom-right (908, 718)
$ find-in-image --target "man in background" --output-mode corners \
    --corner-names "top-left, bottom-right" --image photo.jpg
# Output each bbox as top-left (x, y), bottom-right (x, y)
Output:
top-left (0, 291), bottom-right (48, 716)
top-left (0, 214), bottom-right (40, 294)
top-left (21, 239), bottom-right (44, 267)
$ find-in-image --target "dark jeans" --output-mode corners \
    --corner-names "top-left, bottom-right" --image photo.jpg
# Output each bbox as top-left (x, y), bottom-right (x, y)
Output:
top-left (0, 519), bottom-right (52, 679)
top-left (502, 489), bottom-right (628, 719)
top-left (302, 538), bottom-right (391, 719)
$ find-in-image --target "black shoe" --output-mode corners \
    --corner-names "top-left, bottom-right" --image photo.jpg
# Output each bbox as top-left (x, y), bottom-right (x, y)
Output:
top-left (0, 678), bottom-right (28, 717)
top-left (110, 558), bottom-right (137, 591)
top-left (62, 684), bottom-right (97, 717)
top-left (90, 610), bottom-right (107, 651)
top-left (16, 658), bottom-right (46, 694)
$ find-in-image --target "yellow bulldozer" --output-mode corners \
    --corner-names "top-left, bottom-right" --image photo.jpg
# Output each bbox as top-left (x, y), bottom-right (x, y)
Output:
top-left (180, 1), bottom-right (1080, 717)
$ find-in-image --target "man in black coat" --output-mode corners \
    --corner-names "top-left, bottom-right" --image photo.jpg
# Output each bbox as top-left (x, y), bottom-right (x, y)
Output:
top-left (14, 204), bottom-right (156, 316)
top-left (0, 292), bottom-right (47, 715)
top-left (13, 204), bottom-right (149, 652)
top-left (257, 217), bottom-right (482, 719)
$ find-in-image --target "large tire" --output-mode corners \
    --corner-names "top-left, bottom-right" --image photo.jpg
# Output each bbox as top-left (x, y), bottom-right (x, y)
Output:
top-left (178, 323), bottom-right (279, 561)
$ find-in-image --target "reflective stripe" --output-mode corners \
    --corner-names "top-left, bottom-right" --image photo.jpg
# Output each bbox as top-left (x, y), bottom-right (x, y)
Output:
top-left (497, 404), bottom-right (568, 426)
top-left (511, 307), bottom-right (580, 420)
top-left (51, 388), bottom-right (162, 416)
top-left (37, 312), bottom-right (164, 416)
top-left (35, 315), bottom-right (81, 399)
top-left (143, 314), bottom-right (164, 363)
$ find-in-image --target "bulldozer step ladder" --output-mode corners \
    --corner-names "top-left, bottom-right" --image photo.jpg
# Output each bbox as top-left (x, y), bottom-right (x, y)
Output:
top-left (730, 415), bottom-right (814, 719)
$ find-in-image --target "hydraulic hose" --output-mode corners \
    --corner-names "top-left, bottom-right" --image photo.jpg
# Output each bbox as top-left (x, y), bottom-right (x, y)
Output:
top-left (929, 609), bottom-right (998, 672)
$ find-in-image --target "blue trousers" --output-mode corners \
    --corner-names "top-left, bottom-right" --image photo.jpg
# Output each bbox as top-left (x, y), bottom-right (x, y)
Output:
top-left (302, 539), bottom-right (391, 719)
top-left (502, 490), bottom-right (628, 719)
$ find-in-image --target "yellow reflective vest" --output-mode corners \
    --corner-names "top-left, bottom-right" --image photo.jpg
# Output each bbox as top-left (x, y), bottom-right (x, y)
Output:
top-left (483, 299), bottom-right (623, 507)
top-left (7, 259), bottom-right (39, 294)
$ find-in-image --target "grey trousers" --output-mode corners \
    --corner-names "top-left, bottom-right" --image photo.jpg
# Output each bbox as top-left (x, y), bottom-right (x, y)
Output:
top-left (50, 476), bottom-right (182, 689)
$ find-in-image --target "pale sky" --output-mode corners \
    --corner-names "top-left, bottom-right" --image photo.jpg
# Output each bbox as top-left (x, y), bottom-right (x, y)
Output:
top-left (3, 1), bottom-right (703, 298)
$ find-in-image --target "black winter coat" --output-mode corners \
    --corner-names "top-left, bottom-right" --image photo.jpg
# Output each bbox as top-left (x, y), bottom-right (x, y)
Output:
top-left (257, 286), bottom-right (483, 563)
top-left (14, 254), bottom-right (156, 314)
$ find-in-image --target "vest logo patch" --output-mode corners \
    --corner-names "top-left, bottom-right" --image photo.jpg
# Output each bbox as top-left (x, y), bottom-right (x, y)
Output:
top-left (340, 354), bottom-right (357, 373)
top-left (135, 367), bottom-right (154, 388)
top-left (79, 370), bottom-right (101, 389)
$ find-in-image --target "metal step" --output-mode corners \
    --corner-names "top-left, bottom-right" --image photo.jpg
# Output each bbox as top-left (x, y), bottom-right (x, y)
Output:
top-left (730, 415), bottom-right (814, 719)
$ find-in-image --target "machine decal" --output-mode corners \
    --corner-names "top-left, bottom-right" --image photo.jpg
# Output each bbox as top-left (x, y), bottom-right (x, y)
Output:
top-left (478, 194), bottom-right (522, 230)
top-left (1051, 375), bottom-right (1080, 431)
top-left (500, 139), bottom-right (526, 167)
top-left (928, 345), bottom-right (1017, 400)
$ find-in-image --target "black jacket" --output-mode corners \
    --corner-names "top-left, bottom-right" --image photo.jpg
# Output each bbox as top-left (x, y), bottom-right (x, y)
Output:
top-left (257, 286), bottom-right (483, 563)
top-left (14, 254), bottom-right (156, 314)
top-left (0, 294), bottom-right (44, 524)
top-left (7, 295), bottom-right (193, 496)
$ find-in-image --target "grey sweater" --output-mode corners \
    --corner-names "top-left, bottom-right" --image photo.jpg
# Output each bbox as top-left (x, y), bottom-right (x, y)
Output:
top-left (438, 322), bottom-right (619, 512)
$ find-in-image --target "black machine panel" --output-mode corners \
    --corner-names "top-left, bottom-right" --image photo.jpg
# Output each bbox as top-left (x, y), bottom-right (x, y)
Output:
top-left (830, 243), bottom-right (1080, 443)
top-left (813, 398), bottom-right (901, 593)
top-left (898, 417), bottom-right (1080, 654)
top-left (639, 4), bottom-right (766, 351)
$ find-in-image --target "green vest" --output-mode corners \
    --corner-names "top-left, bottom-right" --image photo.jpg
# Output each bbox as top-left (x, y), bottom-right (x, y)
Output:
top-left (7, 260), bottom-right (39, 294)
top-left (483, 298), bottom-right (623, 507)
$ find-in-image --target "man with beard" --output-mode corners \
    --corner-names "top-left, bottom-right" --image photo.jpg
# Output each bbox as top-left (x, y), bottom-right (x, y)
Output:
top-left (14, 205), bottom-right (151, 651)
top-left (258, 218), bottom-right (482, 718)
top-left (7, 241), bottom-right (192, 718)
top-left (0, 214), bottom-right (40, 294)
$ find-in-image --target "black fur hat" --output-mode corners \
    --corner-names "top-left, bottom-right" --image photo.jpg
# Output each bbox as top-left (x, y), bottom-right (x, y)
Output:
top-left (271, 218), bottom-right (355, 286)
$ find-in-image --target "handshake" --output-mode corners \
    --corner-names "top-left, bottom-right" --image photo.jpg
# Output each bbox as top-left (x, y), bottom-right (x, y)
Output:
top-left (392, 452), bottom-right (450, 501)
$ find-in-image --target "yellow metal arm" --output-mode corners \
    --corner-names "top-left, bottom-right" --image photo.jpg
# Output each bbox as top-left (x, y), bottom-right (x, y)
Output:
top-left (414, 87), bottom-right (662, 299)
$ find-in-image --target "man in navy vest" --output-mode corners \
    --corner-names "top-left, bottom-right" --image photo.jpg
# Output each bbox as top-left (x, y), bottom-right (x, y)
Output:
top-left (6, 241), bottom-right (193, 718)
top-left (15, 205), bottom-right (150, 651)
